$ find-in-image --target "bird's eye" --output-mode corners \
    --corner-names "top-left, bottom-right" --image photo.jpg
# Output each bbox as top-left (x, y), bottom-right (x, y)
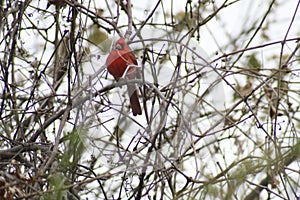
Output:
top-left (115, 43), bottom-right (124, 50)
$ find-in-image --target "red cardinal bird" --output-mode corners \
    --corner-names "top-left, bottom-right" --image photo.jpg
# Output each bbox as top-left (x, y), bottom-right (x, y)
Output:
top-left (106, 37), bottom-right (142, 116)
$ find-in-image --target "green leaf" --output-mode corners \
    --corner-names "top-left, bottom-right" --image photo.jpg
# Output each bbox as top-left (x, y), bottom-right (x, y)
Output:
top-left (88, 24), bottom-right (108, 46)
top-left (61, 129), bottom-right (86, 169)
top-left (46, 173), bottom-right (67, 200)
top-left (248, 54), bottom-right (261, 69)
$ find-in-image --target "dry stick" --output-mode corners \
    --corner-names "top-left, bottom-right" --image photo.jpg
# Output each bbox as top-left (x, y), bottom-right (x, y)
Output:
top-left (0, 143), bottom-right (50, 160)
top-left (183, 39), bottom-right (277, 138)
top-left (211, 37), bottom-right (300, 64)
top-left (14, 30), bottom-right (69, 141)
top-left (38, 105), bottom-right (72, 176)
top-left (125, 0), bottom-right (133, 39)
top-left (244, 139), bottom-right (300, 200)
top-left (17, 172), bottom-right (113, 199)
top-left (52, 2), bottom-right (62, 87)
top-left (27, 31), bottom-right (74, 142)
top-left (231, 0), bottom-right (276, 67)
top-left (272, 2), bottom-right (300, 197)
top-left (0, 2), bottom-right (22, 119)
top-left (131, 0), bottom-right (161, 40)
top-left (147, 37), bottom-right (293, 193)
top-left (104, 0), bottom-right (114, 18)
top-left (65, 0), bottom-right (121, 35)
top-left (125, 2), bottom-right (167, 197)
top-left (29, 78), bottom-right (165, 143)
top-left (188, 0), bottom-right (229, 38)
top-left (168, 38), bottom-right (273, 144)
top-left (4, 2), bottom-right (26, 139)
top-left (29, 64), bottom-right (107, 142)
top-left (274, 0), bottom-right (300, 140)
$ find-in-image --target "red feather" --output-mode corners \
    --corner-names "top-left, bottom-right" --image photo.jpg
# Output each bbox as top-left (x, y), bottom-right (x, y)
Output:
top-left (106, 38), bottom-right (142, 116)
